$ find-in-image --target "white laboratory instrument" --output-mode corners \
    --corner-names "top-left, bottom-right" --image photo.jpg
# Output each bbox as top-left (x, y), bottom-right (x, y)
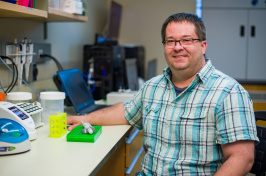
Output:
top-left (6, 92), bottom-right (44, 128)
top-left (0, 102), bottom-right (36, 140)
top-left (106, 91), bottom-right (137, 105)
top-left (0, 118), bottom-right (31, 155)
top-left (16, 102), bottom-right (43, 128)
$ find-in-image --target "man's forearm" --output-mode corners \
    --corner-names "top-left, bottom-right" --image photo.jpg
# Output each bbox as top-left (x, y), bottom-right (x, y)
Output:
top-left (86, 103), bottom-right (130, 126)
top-left (214, 153), bottom-right (254, 176)
top-left (67, 103), bottom-right (130, 131)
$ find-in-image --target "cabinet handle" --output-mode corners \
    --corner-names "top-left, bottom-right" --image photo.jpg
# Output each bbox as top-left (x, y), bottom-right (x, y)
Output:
top-left (240, 25), bottom-right (245, 37)
top-left (126, 128), bottom-right (140, 144)
top-left (125, 146), bottom-right (144, 175)
top-left (251, 26), bottom-right (256, 37)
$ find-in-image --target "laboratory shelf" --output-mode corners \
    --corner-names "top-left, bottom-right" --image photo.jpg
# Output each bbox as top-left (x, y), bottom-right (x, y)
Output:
top-left (0, 1), bottom-right (47, 18)
top-left (47, 7), bottom-right (88, 22)
top-left (0, 1), bottom-right (88, 22)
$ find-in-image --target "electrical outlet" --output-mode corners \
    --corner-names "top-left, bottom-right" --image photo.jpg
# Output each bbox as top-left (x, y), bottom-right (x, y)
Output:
top-left (38, 49), bottom-right (43, 56)
top-left (0, 42), bottom-right (7, 65)
top-left (33, 43), bottom-right (51, 63)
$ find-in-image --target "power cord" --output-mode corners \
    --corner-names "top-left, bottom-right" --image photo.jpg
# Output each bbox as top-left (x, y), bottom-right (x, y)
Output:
top-left (39, 54), bottom-right (63, 71)
top-left (0, 56), bottom-right (18, 93)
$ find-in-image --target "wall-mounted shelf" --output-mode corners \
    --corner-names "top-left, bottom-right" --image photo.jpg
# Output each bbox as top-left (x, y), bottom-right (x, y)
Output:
top-left (0, 1), bottom-right (88, 22)
top-left (47, 7), bottom-right (88, 22)
top-left (0, 1), bottom-right (47, 18)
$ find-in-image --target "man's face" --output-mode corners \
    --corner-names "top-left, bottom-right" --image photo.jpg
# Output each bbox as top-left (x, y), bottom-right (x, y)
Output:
top-left (163, 21), bottom-right (207, 75)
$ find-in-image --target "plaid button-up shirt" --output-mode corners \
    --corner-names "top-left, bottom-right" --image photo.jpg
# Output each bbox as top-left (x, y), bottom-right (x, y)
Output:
top-left (124, 59), bottom-right (259, 176)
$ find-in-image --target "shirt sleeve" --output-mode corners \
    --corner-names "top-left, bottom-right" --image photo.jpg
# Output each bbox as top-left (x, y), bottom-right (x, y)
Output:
top-left (215, 85), bottom-right (259, 144)
top-left (124, 87), bottom-right (144, 130)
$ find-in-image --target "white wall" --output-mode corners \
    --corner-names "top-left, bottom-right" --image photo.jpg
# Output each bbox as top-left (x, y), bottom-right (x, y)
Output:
top-left (114, 0), bottom-right (196, 77)
top-left (46, 0), bottom-right (109, 70)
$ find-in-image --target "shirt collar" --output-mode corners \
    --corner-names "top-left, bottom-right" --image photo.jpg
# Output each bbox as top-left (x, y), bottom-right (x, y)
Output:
top-left (197, 59), bottom-right (215, 83)
top-left (163, 59), bottom-right (215, 84)
top-left (163, 67), bottom-right (172, 79)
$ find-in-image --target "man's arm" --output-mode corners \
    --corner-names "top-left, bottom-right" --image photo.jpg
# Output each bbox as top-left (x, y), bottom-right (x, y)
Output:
top-left (214, 140), bottom-right (255, 176)
top-left (67, 103), bottom-right (130, 131)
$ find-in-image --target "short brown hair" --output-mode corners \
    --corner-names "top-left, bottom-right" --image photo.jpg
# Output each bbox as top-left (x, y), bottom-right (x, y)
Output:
top-left (161, 13), bottom-right (206, 42)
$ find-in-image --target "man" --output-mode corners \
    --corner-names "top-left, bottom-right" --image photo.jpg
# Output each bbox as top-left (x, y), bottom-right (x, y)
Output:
top-left (68, 13), bottom-right (259, 175)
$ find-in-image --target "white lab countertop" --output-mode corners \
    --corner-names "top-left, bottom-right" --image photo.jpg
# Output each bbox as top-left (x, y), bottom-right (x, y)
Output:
top-left (0, 118), bottom-right (131, 176)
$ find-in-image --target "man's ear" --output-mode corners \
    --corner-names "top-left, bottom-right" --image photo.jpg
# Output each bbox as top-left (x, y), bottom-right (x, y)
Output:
top-left (201, 40), bottom-right (207, 55)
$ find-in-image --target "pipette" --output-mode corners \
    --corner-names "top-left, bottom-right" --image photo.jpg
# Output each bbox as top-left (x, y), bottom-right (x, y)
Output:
top-left (16, 39), bottom-right (27, 86)
top-left (25, 40), bottom-right (33, 81)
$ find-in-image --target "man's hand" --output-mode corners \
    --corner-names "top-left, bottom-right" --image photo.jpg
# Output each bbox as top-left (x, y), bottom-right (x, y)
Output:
top-left (67, 115), bottom-right (88, 131)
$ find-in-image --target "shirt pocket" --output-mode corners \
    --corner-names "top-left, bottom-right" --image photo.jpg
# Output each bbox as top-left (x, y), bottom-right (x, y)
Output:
top-left (179, 109), bottom-right (214, 146)
top-left (143, 104), bottom-right (161, 137)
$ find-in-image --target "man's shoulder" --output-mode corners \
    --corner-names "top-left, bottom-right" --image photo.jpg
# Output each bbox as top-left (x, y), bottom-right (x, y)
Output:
top-left (205, 59), bottom-right (240, 86)
top-left (211, 68), bottom-right (246, 92)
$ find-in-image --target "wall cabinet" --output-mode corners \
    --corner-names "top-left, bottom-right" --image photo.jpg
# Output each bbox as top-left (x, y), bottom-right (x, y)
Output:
top-left (202, 0), bottom-right (266, 81)
top-left (0, 1), bottom-right (88, 22)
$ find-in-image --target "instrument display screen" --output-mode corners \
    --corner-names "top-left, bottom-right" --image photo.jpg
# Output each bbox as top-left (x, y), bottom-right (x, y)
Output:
top-left (8, 106), bottom-right (29, 120)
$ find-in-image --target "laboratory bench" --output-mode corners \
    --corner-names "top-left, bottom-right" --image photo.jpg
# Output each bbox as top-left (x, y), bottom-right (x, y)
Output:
top-left (0, 107), bottom-right (144, 176)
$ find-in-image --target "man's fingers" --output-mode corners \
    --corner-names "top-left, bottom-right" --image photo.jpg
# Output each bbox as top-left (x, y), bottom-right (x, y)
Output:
top-left (68, 124), bottom-right (77, 131)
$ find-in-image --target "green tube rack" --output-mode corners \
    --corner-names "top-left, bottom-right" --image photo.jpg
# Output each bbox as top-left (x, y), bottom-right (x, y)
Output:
top-left (66, 125), bottom-right (102, 143)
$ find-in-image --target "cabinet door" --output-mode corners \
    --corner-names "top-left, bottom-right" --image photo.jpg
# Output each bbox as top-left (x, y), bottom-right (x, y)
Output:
top-left (202, 9), bottom-right (248, 80)
top-left (247, 10), bottom-right (266, 80)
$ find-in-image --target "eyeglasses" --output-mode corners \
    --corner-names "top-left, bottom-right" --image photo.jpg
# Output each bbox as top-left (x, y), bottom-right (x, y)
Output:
top-left (162, 38), bottom-right (201, 48)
